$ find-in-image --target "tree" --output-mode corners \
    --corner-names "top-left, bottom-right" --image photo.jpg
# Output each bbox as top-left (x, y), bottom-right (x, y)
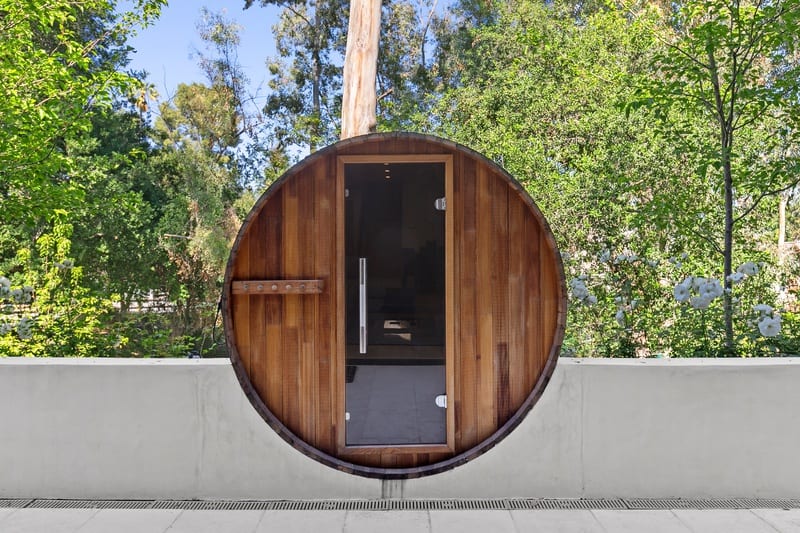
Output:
top-left (0, 0), bottom-right (166, 356)
top-left (633, 0), bottom-right (800, 352)
top-left (245, 0), bottom-right (349, 151)
top-left (341, 0), bottom-right (381, 138)
top-left (0, 0), bottom-right (165, 228)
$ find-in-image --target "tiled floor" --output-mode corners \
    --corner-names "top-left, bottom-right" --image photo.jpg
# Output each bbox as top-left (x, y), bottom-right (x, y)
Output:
top-left (345, 364), bottom-right (446, 445)
top-left (3, 508), bottom-right (800, 532)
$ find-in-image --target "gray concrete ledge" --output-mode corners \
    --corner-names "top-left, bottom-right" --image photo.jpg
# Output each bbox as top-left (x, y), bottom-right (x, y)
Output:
top-left (1, 357), bottom-right (798, 500)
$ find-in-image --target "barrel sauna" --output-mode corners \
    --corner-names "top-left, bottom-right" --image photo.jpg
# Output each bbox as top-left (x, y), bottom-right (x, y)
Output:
top-left (223, 132), bottom-right (566, 478)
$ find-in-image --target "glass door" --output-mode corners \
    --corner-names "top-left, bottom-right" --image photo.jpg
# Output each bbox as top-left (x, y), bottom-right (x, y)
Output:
top-left (344, 160), bottom-right (447, 446)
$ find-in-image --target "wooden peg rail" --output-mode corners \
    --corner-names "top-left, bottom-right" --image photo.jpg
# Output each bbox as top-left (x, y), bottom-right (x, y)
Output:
top-left (232, 279), bottom-right (324, 295)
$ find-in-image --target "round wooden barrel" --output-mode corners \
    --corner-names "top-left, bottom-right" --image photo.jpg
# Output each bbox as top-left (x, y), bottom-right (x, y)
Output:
top-left (223, 132), bottom-right (566, 478)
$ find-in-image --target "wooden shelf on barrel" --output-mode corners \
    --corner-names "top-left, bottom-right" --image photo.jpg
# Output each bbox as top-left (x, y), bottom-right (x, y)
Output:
top-left (231, 280), bottom-right (324, 295)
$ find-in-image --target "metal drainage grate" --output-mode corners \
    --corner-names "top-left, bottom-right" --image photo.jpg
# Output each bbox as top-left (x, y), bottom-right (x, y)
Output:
top-left (534, 499), bottom-right (628, 510)
top-left (0, 499), bottom-right (33, 509)
top-left (4, 498), bottom-right (800, 511)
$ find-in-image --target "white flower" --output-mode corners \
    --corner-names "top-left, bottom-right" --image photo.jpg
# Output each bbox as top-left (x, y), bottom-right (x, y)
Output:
top-left (570, 278), bottom-right (590, 302)
top-left (673, 284), bottom-right (690, 302)
top-left (626, 254), bottom-right (638, 263)
top-left (599, 250), bottom-right (611, 263)
top-left (679, 276), bottom-right (693, 289)
top-left (647, 259), bottom-right (659, 268)
top-left (585, 294), bottom-right (597, 305)
top-left (615, 309), bottom-right (626, 327)
top-left (758, 315), bottom-right (781, 337)
top-left (0, 322), bottom-right (12, 335)
top-left (736, 262), bottom-right (759, 276)
top-left (727, 272), bottom-right (745, 284)
top-left (690, 296), bottom-right (711, 310)
top-left (561, 251), bottom-right (571, 262)
top-left (753, 304), bottom-right (773, 314)
top-left (699, 279), bottom-right (723, 300)
top-left (16, 317), bottom-right (34, 340)
top-left (0, 276), bottom-right (10, 292)
top-left (570, 278), bottom-right (587, 291)
top-left (692, 277), bottom-right (707, 290)
top-left (10, 289), bottom-right (22, 302)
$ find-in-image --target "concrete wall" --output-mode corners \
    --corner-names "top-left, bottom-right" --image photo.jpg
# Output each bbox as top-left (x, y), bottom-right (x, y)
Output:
top-left (1, 357), bottom-right (798, 500)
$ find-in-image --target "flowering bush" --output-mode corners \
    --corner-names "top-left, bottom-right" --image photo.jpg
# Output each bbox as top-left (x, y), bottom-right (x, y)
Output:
top-left (562, 245), bottom-right (789, 357)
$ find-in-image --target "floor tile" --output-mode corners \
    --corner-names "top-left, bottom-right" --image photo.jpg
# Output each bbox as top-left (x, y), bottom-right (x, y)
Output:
top-left (592, 510), bottom-right (692, 533)
top-left (257, 510), bottom-right (347, 533)
top-left (165, 510), bottom-right (264, 533)
top-left (0, 508), bottom-right (19, 523)
top-left (345, 510), bottom-right (430, 533)
top-left (430, 510), bottom-right (515, 533)
top-left (510, 510), bottom-right (605, 532)
top-left (752, 509), bottom-right (800, 533)
top-left (0, 508), bottom-right (98, 533)
top-left (77, 509), bottom-right (181, 533)
top-left (673, 509), bottom-right (779, 533)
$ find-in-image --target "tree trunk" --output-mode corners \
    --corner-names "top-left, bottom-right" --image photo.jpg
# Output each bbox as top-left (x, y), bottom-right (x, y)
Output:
top-left (341, 0), bottom-right (381, 140)
top-left (311, 8), bottom-right (322, 152)
top-left (779, 193), bottom-right (787, 265)
top-left (708, 49), bottom-right (735, 354)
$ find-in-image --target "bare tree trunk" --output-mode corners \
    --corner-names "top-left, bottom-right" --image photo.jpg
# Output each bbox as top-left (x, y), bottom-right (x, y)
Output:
top-left (341, 0), bottom-right (381, 139)
top-left (779, 193), bottom-right (787, 265)
top-left (311, 8), bottom-right (322, 152)
top-left (709, 50), bottom-right (735, 354)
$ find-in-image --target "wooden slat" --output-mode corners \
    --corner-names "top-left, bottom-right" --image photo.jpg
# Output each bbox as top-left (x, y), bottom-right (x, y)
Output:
top-left (314, 157), bottom-right (335, 454)
top-left (232, 231), bottom-right (251, 378)
top-left (507, 192), bottom-right (527, 412)
top-left (475, 165), bottom-right (496, 442)
top-left (539, 230), bottom-right (558, 376)
top-left (264, 197), bottom-right (284, 420)
top-left (282, 177), bottom-right (302, 437)
top-left (298, 171), bottom-right (316, 444)
top-left (457, 153), bottom-right (478, 450)
top-left (248, 213), bottom-right (269, 403)
top-left (524, 205), bottom-right (542, 396)
top-left (334, 156), bottom-right (347, 453)
top-left (491, 173), bottom-right (511, 425)
top-left (445, 154), bottom-right (456, 452)
top-left (451, 154), bottom-right (463, 449)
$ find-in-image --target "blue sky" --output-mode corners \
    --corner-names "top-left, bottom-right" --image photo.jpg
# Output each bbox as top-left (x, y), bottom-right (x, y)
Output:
top-left (124, 1), bottom-right (281, 104)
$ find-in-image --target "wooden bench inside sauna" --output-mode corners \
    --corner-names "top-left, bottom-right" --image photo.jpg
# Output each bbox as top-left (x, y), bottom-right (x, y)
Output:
top-left (223, 132), bottom-right (566, 478)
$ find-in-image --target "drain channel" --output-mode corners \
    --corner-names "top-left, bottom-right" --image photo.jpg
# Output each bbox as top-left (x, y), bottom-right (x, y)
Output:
top-left (2, 498), bottom-right (799, 511)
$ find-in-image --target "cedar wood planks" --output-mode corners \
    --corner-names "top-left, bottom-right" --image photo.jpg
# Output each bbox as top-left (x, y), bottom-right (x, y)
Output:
top-left (227, 134), bottom-right (564, 475)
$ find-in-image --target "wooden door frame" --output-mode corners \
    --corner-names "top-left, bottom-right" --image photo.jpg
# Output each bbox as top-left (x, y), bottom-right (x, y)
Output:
top-left (335, 154), bottom-right (455, 456)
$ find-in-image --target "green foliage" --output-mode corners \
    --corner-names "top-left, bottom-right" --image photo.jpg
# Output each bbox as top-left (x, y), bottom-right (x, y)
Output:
top-left (630, 0), bottom-right (800, 350)
top-left (434, 0), bottom-right (800, 357)
top-left (0, 221), bottom-right (115, 357)
top-left (2, 0), bottom-right (799, 358)
top-left (0, 0), bottom-right (166, 227)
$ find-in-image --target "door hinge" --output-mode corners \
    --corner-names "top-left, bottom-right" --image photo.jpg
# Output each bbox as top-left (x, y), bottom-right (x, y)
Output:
top-left (435, 394), bottom-right (447, 408)
top-left (435, 197), bottom-right (446, 211)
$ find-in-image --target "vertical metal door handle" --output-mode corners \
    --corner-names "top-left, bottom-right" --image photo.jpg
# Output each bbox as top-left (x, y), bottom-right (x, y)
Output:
top-left (359, 257), bottom-right (367, 354)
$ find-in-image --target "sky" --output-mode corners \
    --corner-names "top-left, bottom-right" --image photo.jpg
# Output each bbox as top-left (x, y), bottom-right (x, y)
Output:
top-left (123, 1), bottom-right (282, 104)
